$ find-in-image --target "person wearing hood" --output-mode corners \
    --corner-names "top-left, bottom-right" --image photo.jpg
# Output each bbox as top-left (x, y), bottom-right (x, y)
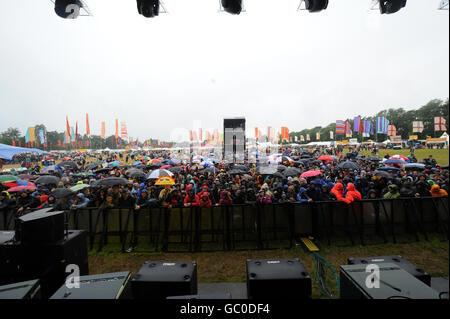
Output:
top-left (198, 186), bottom-right (212, 208)
top-left (218, 189), bottom-right (233, 206)
top-left (318, 184), bottom-right (336, 201)
top-left (430, 184), bottom-right (448, 197)
top-left (383, 184), bottom-right (400, 199)
top-left (135, 189), bottom-right (150, 211)
top-left (71, 193), bottom-right (89, 210)
top-left (184, 188), bottom-right (200, 207)
top-left (414, 181), bottom-right (430, 197)
top-left (257, 189), bottom-right (272, 204)
top-left (330, 183), bottom-right (345, 202)
top-left (343, 183), bottom-right (362, 204)
top-left (296, 187), bottom-right (312, 203)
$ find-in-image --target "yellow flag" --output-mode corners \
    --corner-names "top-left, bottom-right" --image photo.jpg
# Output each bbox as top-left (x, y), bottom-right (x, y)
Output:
top-left (28, 127), bottom-right (36, 142)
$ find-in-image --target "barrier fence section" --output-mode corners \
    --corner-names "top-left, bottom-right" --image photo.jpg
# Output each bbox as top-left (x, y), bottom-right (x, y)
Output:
top-left (1, 197), bottom-right (448, 252)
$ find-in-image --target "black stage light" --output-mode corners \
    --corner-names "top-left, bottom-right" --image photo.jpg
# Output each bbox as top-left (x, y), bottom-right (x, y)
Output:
top-left (137, 0), bottom-right (160, 18)
top-left (304, 0), bottom-right (329, 12)
top-left (54, 0), bottom-right (82, 19)
top-left (221, 0), bottom-right (242, 15)
top-left (379, 0), bottom-right (407, 14)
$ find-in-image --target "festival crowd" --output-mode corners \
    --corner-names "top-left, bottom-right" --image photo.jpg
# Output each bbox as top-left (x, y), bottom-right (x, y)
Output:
top-left (0, 147), bottom-right (448, 218)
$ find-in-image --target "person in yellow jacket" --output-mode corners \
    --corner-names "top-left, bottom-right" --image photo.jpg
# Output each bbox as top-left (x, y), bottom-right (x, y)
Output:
top-left (430, 184), bottom-right (448, 197)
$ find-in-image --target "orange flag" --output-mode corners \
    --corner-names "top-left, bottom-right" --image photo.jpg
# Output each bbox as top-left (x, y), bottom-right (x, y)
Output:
top-left (101, 122), bottom-right (105, 139)
top-left (115, 119), bottom-right (119, 139)
top-left (86, 114), bottom-right (90, 136)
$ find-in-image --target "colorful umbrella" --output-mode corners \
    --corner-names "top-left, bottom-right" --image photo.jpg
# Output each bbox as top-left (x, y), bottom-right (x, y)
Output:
top-left (70, 184), bottom-right (91, 192)
top-left (0, 175), bottom-right (19, 183)
top-left (7, 185), bottom-right (37, 192)
top-left (146, 169), bottom-right (174, 179)
top-left (300, 170), bottom-right (322, 178)
top-left (390, 155), bottom-right (408, 162)
top-left (318, 155), bottom-right (334, 162)
top-left (108, 161), bottom-right (124, 167)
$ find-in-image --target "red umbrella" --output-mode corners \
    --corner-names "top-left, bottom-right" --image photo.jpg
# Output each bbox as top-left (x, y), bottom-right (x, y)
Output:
top-left (390, 155), bottom-right (408, 161)
top-left (300, 170), bottom-right (322, 178)
top-left (7, 185), bottom-right (37, 192)
top-left (318, 155), bottom-right (334, 162)
top-left (161, 165), bottom-right (171, 169)
top-left (3, 182), bottom-right (18, 188)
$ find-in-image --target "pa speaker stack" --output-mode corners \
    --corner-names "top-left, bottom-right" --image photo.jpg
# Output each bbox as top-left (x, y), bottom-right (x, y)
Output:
top-left (0, 279), bottom-right (42, 299)
top-left (246, 258), bottom-right (312, 299)
top-left (131, 261), bottom-right (198, 299)
top-left (340, 263), bottom-right (439, 299)
top-left (347, 255), bottom-right (431, 286)
top-left (0, 209), bottom-right (88, 298)
top-left (51, 272), bottom-right (132, 299)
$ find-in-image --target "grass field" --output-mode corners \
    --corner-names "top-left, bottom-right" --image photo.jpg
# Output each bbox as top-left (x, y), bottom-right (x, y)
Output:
top-left (88, 235), bottom-right (449, 299)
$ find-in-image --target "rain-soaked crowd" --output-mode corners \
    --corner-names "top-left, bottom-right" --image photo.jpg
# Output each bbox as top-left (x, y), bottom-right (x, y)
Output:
top-left (0, 147), bottom-right (448, 217)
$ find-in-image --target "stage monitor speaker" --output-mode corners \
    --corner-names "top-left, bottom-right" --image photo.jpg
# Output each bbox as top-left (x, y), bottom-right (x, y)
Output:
top-left (0, 230), bottom-right (88, 298)
top-left (51, 272), bottom-right (132, 299)
top-left (340, 263), bottom-right (439, 299)
top-left (16, 208), bottom-right (65, 245)
top-left (0, 279), bottom-right (41, 299)
top-left (167, 293), bottom-right (232, 299)
top-left (131, 261), bottom-right (198, 299)
top-left (0, 231), bottom-right (15, 245)
top-left (246, 258), bottom-right (311, 299)
top-left (347, 255), bottom-right (431, 286)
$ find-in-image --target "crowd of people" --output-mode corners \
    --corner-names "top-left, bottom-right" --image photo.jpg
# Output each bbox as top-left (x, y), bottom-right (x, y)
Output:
top-left (0, 147), bottom-right (448, 218)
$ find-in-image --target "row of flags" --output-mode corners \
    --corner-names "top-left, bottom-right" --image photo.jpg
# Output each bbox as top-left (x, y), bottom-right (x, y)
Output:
top-left (65, 115), bottom-right (130, 143)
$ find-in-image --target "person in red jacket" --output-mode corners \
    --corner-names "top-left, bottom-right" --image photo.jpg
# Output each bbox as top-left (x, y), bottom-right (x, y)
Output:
top-left (183, 189), bottom-right (199, 207)
top-left (198, 189), bottom-right (212, 208)
top-left (331, 183), bottom-right (345, 202)
top-left (344, 183), bottom-right (362, 204)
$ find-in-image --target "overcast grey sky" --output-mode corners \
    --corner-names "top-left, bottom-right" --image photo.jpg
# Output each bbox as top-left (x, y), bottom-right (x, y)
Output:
top-left (0, 0), bottom-right (448, 141)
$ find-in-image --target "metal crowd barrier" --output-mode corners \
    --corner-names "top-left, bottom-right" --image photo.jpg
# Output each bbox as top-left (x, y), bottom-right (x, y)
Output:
top-left (0, 197), bottom-right (448, 252)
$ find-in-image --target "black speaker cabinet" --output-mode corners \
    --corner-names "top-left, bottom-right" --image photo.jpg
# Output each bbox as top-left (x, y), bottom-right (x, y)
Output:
top-left (131, 261), bottom-right (198, 299)
top-left (0, 279), bottom-right (41, 299)
top-left (16, 208), bottom-right (65, 245)
top-left (0, 230), bottom-right (88, 298)
top-left (51, 272), bottom-right (132, 299)
top-left (340, 263), bottom-right (439, 299)
top-left (246, 258), bottom-right (311, 299)
top-left (347, 255), bottom-right (431, 286)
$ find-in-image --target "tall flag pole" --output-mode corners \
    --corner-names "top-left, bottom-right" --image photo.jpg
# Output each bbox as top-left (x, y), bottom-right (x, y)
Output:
top-left (115, 119), bottom-right (119, 146)
top-left (121, 122), bottom-right (128, 140)
top-left (66, 116), bottom-right (71, 145)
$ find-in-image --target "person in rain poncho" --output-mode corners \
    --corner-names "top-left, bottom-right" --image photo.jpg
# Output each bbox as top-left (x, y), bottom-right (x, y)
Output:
top-left (383, 184), bottom-right (400, 199)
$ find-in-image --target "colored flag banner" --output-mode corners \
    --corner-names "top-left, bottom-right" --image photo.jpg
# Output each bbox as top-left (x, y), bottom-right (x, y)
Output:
top-left (192, 131), bottom-right (198, 141)
top-left (25, 128), bottom-right (30, 143)
top-left (267, 126), bottom-right (272, 141)
top-left (300, 135), bottom-right (305, 142)
top-left (434, 117), bottom-right (447, 131)
top-left (363, 120), bottom-right (372, 135)
top-left (306, 134), bottom-right (310, 141)
top-left (376, 117), bottom-right (389, 134)
top-left (39, 130), bottom-right (45, 144)
top-left (198, 128), bottom-right (202, 141)
top-left (330, 131), bottom-right (334, 140)
top-left (388, 125), bottom-right (397, 136)
top-left (70, 127), bottom-right (75, 142)
top-left (281, 127), bottom-right (289, 141)
top-left (336, 120), bottom-right (345, 135)
top-left (354, 117), bottom-right (362, 133)
top-left (115, 119), bottom-right (119, 140)
top-left (295, 135), bottom-right (298, 142)
top-left (316, 132), bottom-right (320, 140)
top-left (412, 121), bottom-right (424, 133)
top-left (86, 114), bottom-right (90, 136)
top-left (345, 121), bottom-right (352, 138)
top-left (384, 119), bottom-right (390, 135)
top-left (101, 122), bottom-right (106, 139)
top-left (121, 122), bottom-right (128, 139)
top-left (75, 122), bottom-right (78, 143)
top-left (66, 116), bottom-right (71, 144)
top-left (255, 127), bottom-right (259, 140)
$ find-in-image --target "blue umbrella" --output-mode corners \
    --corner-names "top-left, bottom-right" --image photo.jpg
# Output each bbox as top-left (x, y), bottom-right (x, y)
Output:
top-left (133, 161), bottom-right (142, 166)
top-left (43, 165), bottom-right (63, 172)
top-left (378, 166), bottom-right (400, 172)
top-left (384, 159), bottom-right (405, 165)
